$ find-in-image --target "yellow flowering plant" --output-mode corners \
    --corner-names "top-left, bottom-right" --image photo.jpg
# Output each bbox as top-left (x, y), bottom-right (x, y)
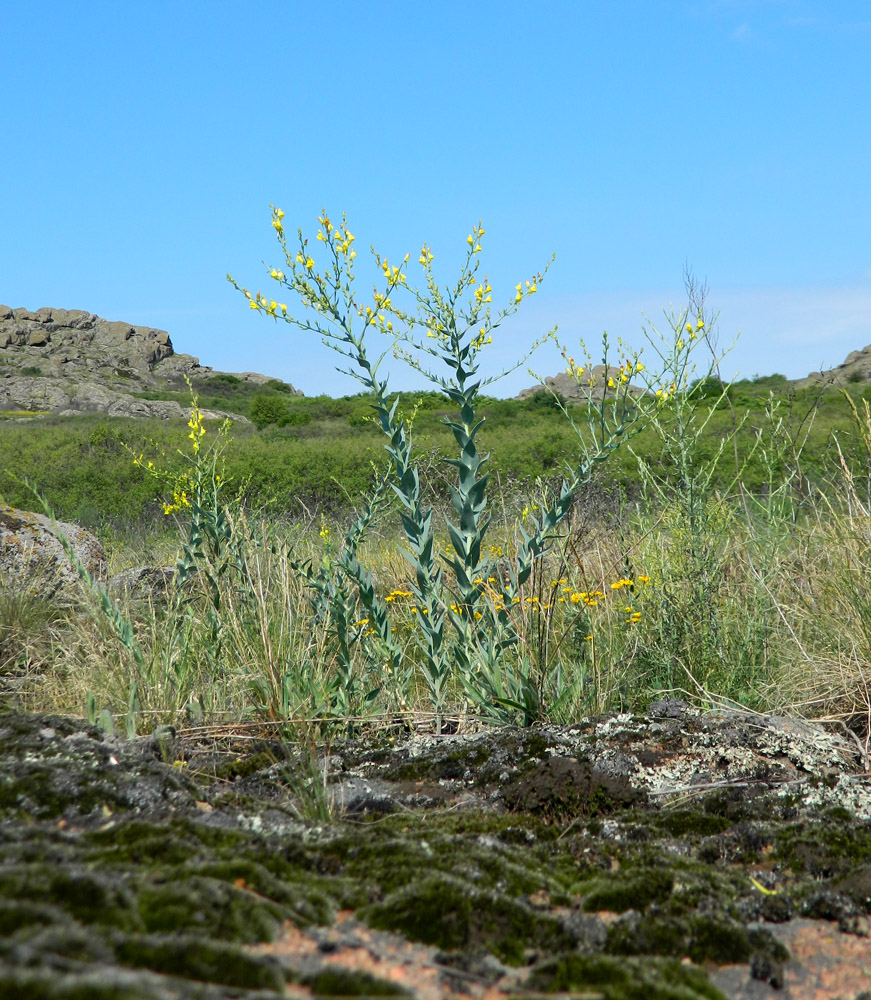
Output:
top-left (231, 209), bottom-right (670, 729)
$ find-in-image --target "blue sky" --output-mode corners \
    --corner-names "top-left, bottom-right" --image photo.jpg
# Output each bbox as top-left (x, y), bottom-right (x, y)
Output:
top-left (3, 0), bottom-right (870, 396)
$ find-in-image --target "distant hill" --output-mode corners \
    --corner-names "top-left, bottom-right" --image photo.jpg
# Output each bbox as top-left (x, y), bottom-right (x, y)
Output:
top-left (518, 344), bottom-right (871, 400)
top-left (0, 306), bottom-right (301, 421)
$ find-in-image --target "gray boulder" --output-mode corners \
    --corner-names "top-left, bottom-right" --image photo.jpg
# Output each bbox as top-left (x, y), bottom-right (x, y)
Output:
top-left (0, 504), bottom-right (106, 603)
top-left (108, 565), bottom-right (175, 603)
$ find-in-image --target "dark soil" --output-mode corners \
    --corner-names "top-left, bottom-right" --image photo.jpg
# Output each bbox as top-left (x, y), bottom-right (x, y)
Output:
top-left (2, 702), bottom-right (871, 999)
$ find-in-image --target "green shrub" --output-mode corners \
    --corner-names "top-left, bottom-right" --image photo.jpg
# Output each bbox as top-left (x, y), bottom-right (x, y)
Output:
top-left (249, 394), bottom-right (289, 429)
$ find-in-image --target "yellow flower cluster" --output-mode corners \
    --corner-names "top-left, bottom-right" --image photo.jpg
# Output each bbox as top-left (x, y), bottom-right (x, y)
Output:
top-left (384, 589), bottom-right (413, 603)
top-left (187, 406), bottom-right (206, 455)
top-left (514, 277), bottom-right (538, 304)
top-left (244, 289), bottom-right (288, 317)
top-left (379, 256), bottom-right (408, 285)
top-left (162, 486), bottom-right (191, 517)
top-left (316, 215), bottom-right (357, 259)
top-left (472, 327), bottom-right (493, 350)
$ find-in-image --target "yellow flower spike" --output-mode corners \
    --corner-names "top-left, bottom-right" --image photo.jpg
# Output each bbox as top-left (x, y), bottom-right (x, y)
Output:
top-left (686, 323), bottom-right (693, 333)
top-left (305, 257), bottom-right (315, 270)
top-left (275, 209), bottom-right (284, 220)
top-left (280, 304), bottom-right (287, 315)
top-left (271, 218), bottom-right (283, 232)
top-left (467, 234), bottom-right (474, 245)
top-left (249, 300), bottom-right (259, 310)
top-left (607, 377), bottom-right (616, 389)
top-left (697, 318), bottom-right (705, 330)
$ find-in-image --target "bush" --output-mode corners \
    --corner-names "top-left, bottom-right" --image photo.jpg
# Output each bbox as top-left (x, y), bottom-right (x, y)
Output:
top-left (249, 394), bottom-right (288, 429)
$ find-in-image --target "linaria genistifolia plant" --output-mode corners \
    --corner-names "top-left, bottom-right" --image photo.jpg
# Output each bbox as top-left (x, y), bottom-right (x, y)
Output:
top-left (231, 209), bottom-right (671, 730)
top-left (228, 207), bottom-right (676, 732)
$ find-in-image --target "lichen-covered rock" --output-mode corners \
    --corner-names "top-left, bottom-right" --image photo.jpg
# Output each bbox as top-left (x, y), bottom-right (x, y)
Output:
top-left (2, 709), bottom-right (871, 998)
top-left (0, 503), bottom-right (106, 601)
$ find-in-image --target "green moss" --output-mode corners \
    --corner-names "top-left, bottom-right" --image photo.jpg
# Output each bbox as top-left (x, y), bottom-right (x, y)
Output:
top-left (0, 899), bottom-right (69, 936)
top-left (606, 912), bottom-right (787, 965)
top-left (325, 812), bottom-right (578, 905)
top-left (137, 875), bottom-right (288, 943)
top-left (85, 821), bottom-right (204, 867)
top-left (0, 968), bottom-right (164, 1000)
top-left (301, 968), bottom-right (410, 996)
top-left (363, 872), bottom-right (573, 964)
top-left (653, 810), bottom-right (733, 838)
top-left (581, 866), bottom-right (675, 913)
top-left (114, 932), bottom-right (287, 991)
top-left (527, 953), bottom-right (726, 1000)
top-left (0, 865), bottom-right (142, 931)
top-left (214, 751), bottom-right (274, 780)
top-left (774, 818), bottom-right (871, 876)
top-left (189, 858), bottom-right (334, 925)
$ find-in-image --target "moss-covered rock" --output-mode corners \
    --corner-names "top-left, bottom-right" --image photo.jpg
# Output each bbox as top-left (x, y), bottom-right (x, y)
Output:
top-left (362, 871), bottom-right (574, 963)
top-left (1, 707), bottom-right (869, 998)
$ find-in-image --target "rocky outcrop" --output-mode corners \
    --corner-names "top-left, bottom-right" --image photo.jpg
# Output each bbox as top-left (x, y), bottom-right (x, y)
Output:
top-left (517, 365), bottom-right (648, 403)
top-left (799, 344), bottom-right (871, 387)
top-left (0, 306), bottom-right (174, 371)
top-left (0, 504), bottom-right (106, 602)
top-left (0, 305), bottom-right (302, 421)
